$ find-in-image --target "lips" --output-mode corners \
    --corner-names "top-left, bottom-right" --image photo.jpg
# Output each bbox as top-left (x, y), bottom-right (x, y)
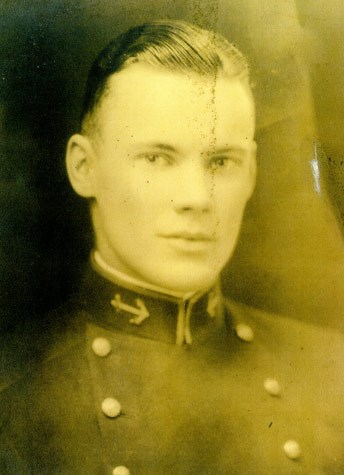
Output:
top-left (158, 231), bottom-right (216, 253)
top-left (160, 231), bottom-right (215, 241)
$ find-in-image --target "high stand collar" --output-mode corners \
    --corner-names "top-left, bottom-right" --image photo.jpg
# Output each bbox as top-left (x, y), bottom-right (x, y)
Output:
top-left (77, 253), bottom-right (226, 346)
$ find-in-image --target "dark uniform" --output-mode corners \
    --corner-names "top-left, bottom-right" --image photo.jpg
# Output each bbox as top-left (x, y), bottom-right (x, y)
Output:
top-left (1, 258), bottom-right (344, 474)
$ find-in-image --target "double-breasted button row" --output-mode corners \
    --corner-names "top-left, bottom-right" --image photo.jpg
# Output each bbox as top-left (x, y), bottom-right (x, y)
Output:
top-left (235, 328), bottom-right (282, 397)
top-left (235, 326), bottom-right (302, 462)
top-left (91, 338), bottom-right (130, 472)
top-left (92, 327), bottom-right (301, 469)
top-left (264, 380), bottom-right (301, 460)
top-left (91, 339), bottom-right (122, 418)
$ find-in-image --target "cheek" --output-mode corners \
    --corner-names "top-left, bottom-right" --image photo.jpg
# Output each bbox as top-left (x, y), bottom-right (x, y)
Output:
top-left (215, 180), bottom-right (252, 222)
top-left (96, 161), bottom-right (133, 205)
top-left (97, 170), bottom-right (163, 231)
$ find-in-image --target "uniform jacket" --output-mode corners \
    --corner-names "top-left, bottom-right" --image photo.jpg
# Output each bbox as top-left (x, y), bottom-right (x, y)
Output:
top-left (1, 261), bottom-right (344, 474)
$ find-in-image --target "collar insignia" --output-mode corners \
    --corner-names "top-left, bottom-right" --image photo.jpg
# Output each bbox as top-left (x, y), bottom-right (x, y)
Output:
top-left (111, 293), bottom-right (150, 325)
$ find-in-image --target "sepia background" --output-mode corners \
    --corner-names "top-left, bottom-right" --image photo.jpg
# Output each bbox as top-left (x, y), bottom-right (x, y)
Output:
top-left (0, 0), bottom-right (343, 330)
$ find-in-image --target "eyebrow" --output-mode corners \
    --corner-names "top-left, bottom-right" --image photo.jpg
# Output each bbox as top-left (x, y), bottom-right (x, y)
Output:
top-left (132, 142), bottom-right (249, 154)
top-left (133, 142), bottom-right (178, 153)
top-left (210, 146), bottom-right (247, 155)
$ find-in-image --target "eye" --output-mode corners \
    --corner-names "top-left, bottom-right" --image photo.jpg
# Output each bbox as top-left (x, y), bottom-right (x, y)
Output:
top-left (141, 152), bottom-right (171, 166)
top-left (146, 154), bottom-right (159, 163)
top-left (211, 157), bottom-right (228, 168)
top-left (209, 155), bottom-right (238, 171)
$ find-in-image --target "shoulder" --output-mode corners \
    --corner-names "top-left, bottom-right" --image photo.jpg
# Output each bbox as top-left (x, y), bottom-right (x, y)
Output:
top-left (0, 301), bottom-right (96, 475)
top-left (0, 299), bottom-right (87, 395)
top-left (225, 297), bottom-right (344, 393)
top-left (225, 297), bottom-right (344, 348)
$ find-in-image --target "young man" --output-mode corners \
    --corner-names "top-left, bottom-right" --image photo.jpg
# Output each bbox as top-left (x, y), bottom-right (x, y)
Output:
top-left (1, 20), bottom-right (344, 474)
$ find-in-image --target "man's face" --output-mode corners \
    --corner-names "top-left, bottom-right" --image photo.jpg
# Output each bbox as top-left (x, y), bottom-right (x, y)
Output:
top-left (88, 64), bottom-right (256, 293)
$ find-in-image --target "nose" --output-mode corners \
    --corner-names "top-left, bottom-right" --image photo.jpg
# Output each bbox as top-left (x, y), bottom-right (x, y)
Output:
top-left (173, 159), bottom-right (212, 214)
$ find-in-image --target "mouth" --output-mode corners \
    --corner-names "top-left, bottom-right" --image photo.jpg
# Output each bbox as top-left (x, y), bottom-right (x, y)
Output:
top-left (158, 232), bottom-right (216, 252)
top-left (160, 231), bottom-right (215, 240)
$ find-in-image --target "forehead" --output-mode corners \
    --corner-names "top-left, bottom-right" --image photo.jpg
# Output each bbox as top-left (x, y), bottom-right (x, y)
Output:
top-left (96, 64), bottom-right (255, 147)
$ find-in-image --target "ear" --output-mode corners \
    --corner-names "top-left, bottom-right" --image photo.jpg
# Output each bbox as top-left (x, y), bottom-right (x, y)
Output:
top-left (66, 134), bottom-right (96, 198)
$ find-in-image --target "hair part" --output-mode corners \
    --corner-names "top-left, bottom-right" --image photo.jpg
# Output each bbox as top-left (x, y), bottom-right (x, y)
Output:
top-left (81, 20), bottom-right (252, 134)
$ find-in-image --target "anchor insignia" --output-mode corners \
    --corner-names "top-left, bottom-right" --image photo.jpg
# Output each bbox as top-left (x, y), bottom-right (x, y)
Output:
top-left (111, 294), bottom-right (150, 325)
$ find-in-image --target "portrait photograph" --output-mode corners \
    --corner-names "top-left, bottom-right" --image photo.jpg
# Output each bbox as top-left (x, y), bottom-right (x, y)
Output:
top-left (0, 1), bottom-right (343, 474)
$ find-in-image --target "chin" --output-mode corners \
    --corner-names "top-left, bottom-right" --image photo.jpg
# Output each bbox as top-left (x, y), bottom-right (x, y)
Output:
top-left (151, 268), bottom-right (220, 294)
top-left (150, 255), bottom-right (229, 294)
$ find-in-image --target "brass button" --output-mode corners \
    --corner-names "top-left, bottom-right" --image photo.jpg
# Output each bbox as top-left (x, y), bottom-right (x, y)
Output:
top-left (112, 467), bottom-right (131, 475)
top-left (283, 440), bottom-right (301, 460)
top-left (235, 323), bottom-right (254, 342)
top-left (101, 398), bottom-right (121, 418)
top-left (264, 378), bottom-right (281, 397)
top-left (92, 337), bottom-right (111, 357)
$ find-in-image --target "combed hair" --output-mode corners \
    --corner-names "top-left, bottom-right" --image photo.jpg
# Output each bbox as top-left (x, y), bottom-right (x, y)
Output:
top-left (81, 20), bottom-right (250, 131)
